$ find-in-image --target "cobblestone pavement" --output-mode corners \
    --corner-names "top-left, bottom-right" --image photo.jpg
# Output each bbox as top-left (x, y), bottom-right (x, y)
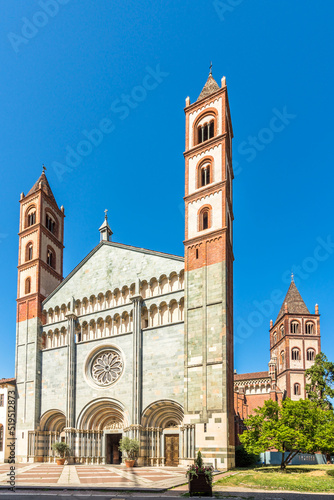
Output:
top-left (0, 464), bottom-right (188, 489)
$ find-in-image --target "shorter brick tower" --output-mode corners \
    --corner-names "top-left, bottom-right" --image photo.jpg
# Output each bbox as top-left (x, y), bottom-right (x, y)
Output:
top-left (16, 168), bottom-right (64, 461)
top-left (269, 276), bottom-right (321, 399)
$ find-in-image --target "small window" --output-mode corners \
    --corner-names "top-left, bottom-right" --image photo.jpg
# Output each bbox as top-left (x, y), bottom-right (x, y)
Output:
top-left (0, 395), bottom-right (4, 406)
top-left (307, 349), bottom-right (315, 361)
top-left (291, 321), bottom-right (299, 333)
top-left (45, 214), bottom-right (55, 234)
top-left (280, 324), bottom-right (284, 337)
top-left (209, 120), bottom-right (214, 139)
top-left (200, 166), bottom-right (211, 187)
top-left (27, 244), bottom-right (33, 261)
top-left (0, 424), bottom-right (3, 452)
top-left (306, 322), bottom-right (314, 334)
top-left (294, 383), bottom-right (301, 396)
top-left (25, 277), bottom-right (31, 294)
top-left (202, 211), bottom-right (208, 230)
top-left (281, 350), bottom-right (285, 364)
top-left (47, 249), bottom-right (54, 268)
top-left (291, 348), bottom-right (300, 361)
top-left (27, 210), bottom-right (36, 227)
top-left (196, 248), bottom-right (199, 259)
top-left (197, 120), bottom-right (215, 145)
top-left (273, 331), bottom-right (277, 344)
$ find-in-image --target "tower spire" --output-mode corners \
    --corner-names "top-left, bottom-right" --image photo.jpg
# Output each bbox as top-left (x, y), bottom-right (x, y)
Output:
top-left (99, 209), bottom-right (113, 242)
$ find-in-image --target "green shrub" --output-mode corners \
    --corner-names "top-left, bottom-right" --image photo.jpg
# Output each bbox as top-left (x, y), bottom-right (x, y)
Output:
top-left (235, 444), bottom-right (259, 467)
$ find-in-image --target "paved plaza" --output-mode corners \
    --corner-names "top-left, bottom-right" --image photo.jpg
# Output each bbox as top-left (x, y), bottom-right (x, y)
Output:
top-left (0, 463), bottom-right (188, 489)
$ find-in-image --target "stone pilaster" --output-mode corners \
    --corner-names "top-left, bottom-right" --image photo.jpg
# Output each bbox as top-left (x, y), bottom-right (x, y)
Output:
top-left (65, 312), bottom-right (77, 461)
top-left (130, 295), bottom-right (143, 425)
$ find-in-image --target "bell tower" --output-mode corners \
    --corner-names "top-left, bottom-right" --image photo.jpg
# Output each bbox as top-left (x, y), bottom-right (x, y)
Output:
top-left (269, 276), bottom-right (321, 400)
top-left (183, 70), bottom-right (235, 468)
top-left (15, 167), bottom-right (64, 461)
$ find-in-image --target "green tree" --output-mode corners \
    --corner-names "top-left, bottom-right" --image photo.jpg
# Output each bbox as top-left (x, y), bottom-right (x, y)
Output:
top-left (240, 399), bottom-right (319, 470)
top-left (118, 437), bottom-right (139, 460)
top-left (305, 352), bottom-right (334, 409)
top-left (315, 408), bottom-right (334, 464)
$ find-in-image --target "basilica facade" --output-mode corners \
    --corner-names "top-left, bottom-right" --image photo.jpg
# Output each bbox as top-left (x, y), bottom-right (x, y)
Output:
top-left (15, 72), bottom-right (235, 468)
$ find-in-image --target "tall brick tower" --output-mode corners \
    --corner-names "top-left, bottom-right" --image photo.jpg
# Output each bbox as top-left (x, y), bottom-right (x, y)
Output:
top-left (15, 168), bottom-right (64, 461)
top-left (183, 70), bottom-right (235, 468)
top-left (269, 276), bottom-right (321, 400)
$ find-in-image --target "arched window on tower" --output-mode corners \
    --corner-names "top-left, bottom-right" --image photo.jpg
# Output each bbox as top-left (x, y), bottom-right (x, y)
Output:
top-left (45, 213), bottom-right (56, 234)
top-left (307, 349), bottom-right (315, 361)
top-left (197, 120), bottom-right (215, 145)
top-left (26, 243), bottom-right (33, 261)
top-left (291, 348), bottom-right (301, 361)
top-left (200, 165), bottom-right (211, 188)
top-left (47, 249), bottom-right (55, 268)
top-left (280, 350), bottom-right (285, 366)
top-left (280, 324), bottom-right (284, 337)
top-left (305, 322), bottom-right (314, 334)
top-left (294, 383), bottom-right (301, 396)
top-left (291, 321), bottom-right (299, 333)
top-left (27, 208), bottom-right (36, 227)
top-left (199, 207), bottom-right (211, 231)
top-left (273, 331), bottom-right (277, 344)
top-left (25, 277), bottom-right (31, 294)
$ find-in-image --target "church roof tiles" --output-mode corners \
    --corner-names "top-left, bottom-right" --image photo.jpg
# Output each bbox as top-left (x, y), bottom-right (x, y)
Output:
top-left (26, 170), bottom-right (57, 205)
top-left (275, 281), bottom-right (310, 323)
top-left (197, 74), bottom-right (220, 101)
top-left (234, 371), bottom-right (269, 382)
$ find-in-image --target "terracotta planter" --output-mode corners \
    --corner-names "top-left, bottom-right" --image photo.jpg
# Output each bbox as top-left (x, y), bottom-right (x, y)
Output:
top-left (125, 459), bottom-right (136, 468)
top-left (56, 458), bottom-right (65, 465)
top-left (189, 472), bottom-right (212, 496)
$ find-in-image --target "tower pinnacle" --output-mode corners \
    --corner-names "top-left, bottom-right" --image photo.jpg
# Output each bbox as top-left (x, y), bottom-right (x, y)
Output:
top-left (99, 210), bottom-right (113, 242)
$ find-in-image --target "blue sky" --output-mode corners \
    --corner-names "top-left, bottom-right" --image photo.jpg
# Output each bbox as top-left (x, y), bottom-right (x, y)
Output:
top-left (0, 1), bottom-right (333, 377)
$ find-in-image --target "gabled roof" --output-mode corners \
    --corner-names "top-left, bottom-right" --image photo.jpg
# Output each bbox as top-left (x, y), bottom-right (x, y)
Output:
top-left (234, 371), bottom-right (269, 382)
top-left (26, 170), bottom-right (57, 206)
top-left (197, 74), bottom-right (220, 101)
top-left (275, 281), bottom-right (310, 323)
top-left (0, 377), bottom-right (15, 385)
top-left (43, 240), bottom-right (184, 305)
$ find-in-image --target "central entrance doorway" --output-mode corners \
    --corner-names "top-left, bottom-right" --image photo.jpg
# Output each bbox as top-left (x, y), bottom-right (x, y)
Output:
top-left (164, 434), bottom-right (179, 466)
top-left (106, 433), bottom-right (122, 464)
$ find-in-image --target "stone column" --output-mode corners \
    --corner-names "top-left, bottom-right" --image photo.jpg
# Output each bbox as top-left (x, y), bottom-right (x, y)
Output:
top-left (65, 312), bottom-right (77, 462)
top-left (130, 294), bottom-right (143, 425)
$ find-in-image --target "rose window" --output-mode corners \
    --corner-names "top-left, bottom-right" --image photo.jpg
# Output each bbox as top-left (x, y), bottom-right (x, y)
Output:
top-left (91, 350), bottom-right (123, 386)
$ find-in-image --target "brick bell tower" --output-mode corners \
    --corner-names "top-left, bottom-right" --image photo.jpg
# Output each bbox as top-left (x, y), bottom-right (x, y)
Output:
top-left (183, 69), bottom-right (235, 469)
top-left (269, 276), bottom-right (321, 401)
top-left (16, 167), bottom-right (64, 461)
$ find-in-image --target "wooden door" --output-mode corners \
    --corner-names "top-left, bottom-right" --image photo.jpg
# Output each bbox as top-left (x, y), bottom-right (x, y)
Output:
top-left (165, 434), bottom-right (179, 466)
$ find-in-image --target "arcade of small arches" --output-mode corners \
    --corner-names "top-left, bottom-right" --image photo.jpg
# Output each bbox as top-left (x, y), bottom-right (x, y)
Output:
top-left (27, 399), bottom-right (191, 466)
top-left (234, 380), bottom-right (272, 395)
top-left (44, 271), bottom-right (184, 325)
top-left (41, 298), bottom-right (184, 349)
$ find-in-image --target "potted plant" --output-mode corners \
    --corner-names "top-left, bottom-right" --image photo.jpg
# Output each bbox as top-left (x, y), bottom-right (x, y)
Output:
top-left (52, 442), bottom-right (71, 465)
top-left (118, 437), bottom-right (139, 467)
top-left (187, 450), bottom-right (213, 496)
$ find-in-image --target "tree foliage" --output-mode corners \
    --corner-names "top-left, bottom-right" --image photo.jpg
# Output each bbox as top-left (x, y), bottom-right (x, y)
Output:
top-left (235, 445), bottom-right (259, 467)
top-left (118, 437), bottom-right (139, 460)
top-left (240, 399), bottom-right (320, 470)
top-left (305, 352), bottom-right (334, 409)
